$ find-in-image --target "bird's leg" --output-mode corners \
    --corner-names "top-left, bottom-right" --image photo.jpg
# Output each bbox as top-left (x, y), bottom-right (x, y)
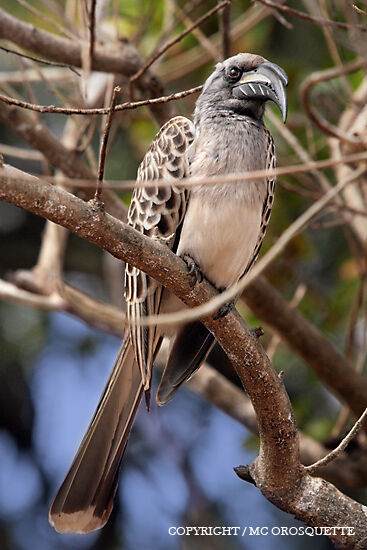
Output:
top-left (181, 253), bottom-right (203, 287)
top-left (213, 286), bottom-right (237, 320)
top-left (213, 297), bottom-right (236, 320)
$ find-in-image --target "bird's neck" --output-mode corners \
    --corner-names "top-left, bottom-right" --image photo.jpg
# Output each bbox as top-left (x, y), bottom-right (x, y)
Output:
top-left (194, 103), bottom-right (264, 129)
top-left (190, 105), bottom-right (269, 179)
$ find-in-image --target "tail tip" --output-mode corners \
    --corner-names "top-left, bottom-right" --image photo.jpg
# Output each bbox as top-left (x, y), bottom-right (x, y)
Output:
top-left (156, 384), bottom-right (175, 407)
top-left (49, 505), bottom-right (109, 534)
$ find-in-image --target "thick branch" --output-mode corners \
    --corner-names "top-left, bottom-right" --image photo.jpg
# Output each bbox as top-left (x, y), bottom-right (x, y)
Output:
top-left (244, 276), bottom-right (367, 422)
top-left (0, 163), bottom-right (300, 493)
top-left (1, 164), bottom-right (367, 546)
top-left (187, 365), bottom-right (367, 489)
top-left (0, 7), bottom-right (171, 125)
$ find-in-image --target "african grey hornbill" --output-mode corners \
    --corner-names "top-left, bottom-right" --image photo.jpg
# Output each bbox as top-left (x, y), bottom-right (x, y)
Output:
top-left (49, 53), bottom-right (288, 534)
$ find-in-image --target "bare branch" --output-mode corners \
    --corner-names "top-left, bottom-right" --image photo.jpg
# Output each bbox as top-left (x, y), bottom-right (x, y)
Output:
top-left (88, 0), bottom-right (97, 67)
top-left (4, 274), bottom-right (124, 336)
top-left (129, 1), bottom-right (230, 86)
top-left (218, 0), bottom-right (231, 59)
top-left (95, 85), bottom-right (121, 204)
top-left (2, 163), bottom-right (367, 546)
top-left (14, 0), bottom-right (77, 39)
top-left (188, 364), bottom-right (367, 489)
top-left (0, 143), bottom-right (43, 161)
top-left (0, 98), bottom-right (126, 220)
top-left (0, 85), bottom-right (203, 115)
top-left (300, 57), bottom-right (367, 143)
top-left (243, 276), bottom-right (367, 428)
top-left (160, 2), bottom-right (284, 81)
top-left (0, 67), bottom-right (75, 85)
top-left (255, 0), bottom-right (367, 32)
top-left (166, 0), bottom-right (221, 63)
top-left (0, 278), bottom-right (64, 311)
top-left (0, 45), bottom-right (81, 76)
top-left (0, 6), bottom-right (171, 125)
top-left (306, 408), bottom-right (367, 475)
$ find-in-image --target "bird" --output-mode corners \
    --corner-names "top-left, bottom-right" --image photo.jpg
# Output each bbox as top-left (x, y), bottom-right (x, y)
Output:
top-left (49, 52), bottom-right (288, 534)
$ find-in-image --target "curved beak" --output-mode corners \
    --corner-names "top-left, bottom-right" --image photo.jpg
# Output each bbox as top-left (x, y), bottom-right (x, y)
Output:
top-left (233, 62), bottom-right (288, 123)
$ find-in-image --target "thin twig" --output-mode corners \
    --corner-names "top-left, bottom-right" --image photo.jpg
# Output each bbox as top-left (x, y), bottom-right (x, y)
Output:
top-left (89, 0), bottom-right (97, 68)
top-left (0, 45), bottom-right (81, 77)
top-left (129, 1), bottom-right (230, 86)
top-left (0, 143), bottom-right (43, 161)
top-left (353, 3), bottom-right (367, 15)
top-left (75, 117), bottom-right (97, 153)
top-left (218, 0), bottom-right (231, 59)
top-left (255, 0), bottom-right (367, 32)
top-left (33, 150), bottom-right (367, 191)
top-left (305, 407), bottom-right (367, 475)
top-left (300, 57), bottom-right (367, 143)
top-left (14, 0), bottom-right (77, 40)
top-left (0, 85), bottom-right (203, 115)
top-left (160, 2), bottom-right (281, 82)
top-left (167, 0), bottom-right (220, 63)
top-left (95, 86), bottom-right (121, 204)
top-left (318, 0), bottom-right (352, 97)
top-left (266, 283), bottom-right (307, 359)
top-left (152, 0), bottom-right (206, 52)
top-left (0, 278), bottom-right (65, 310)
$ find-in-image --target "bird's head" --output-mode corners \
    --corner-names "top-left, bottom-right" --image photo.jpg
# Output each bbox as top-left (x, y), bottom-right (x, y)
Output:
top-left (196, 53), bottom-right (288, 123)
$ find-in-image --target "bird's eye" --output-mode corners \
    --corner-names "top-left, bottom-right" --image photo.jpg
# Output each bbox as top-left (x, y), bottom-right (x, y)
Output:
top-left (228, 66), bottom-right (242, 81)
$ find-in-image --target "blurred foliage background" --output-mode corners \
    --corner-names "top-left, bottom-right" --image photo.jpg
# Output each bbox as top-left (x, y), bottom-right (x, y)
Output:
top-left (1, 0), bottom-right (367, 548)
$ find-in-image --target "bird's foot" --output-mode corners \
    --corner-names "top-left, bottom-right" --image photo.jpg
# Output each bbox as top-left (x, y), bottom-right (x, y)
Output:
top-left (154, 232), bottom-right (175, 246)
top-left (213, 299), bottom-right (235, 320)
top-left (144, 388), bottom-right (151, 412)
top-left (181, 254), bottom-right (203, 287)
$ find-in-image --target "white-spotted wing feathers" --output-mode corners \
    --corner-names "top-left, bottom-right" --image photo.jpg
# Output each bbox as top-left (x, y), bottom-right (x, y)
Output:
top-left (125, 116), bottom-right (195, 389)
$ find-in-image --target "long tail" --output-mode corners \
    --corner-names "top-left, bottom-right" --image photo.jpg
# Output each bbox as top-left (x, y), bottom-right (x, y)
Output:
top-left (156, 322), bottom-right (215, 405)
top-left (49, 337), bottom-right (143, 534)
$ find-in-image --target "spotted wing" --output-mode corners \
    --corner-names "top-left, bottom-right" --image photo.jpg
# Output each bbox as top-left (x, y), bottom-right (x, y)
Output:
top-left (242, 128), bottom-right (276, 276)
top-left (125, 116), bottom-right (195, 389)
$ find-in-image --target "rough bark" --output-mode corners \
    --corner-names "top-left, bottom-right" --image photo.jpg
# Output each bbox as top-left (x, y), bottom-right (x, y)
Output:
top-left (1, 163), bottom-right (366, 548)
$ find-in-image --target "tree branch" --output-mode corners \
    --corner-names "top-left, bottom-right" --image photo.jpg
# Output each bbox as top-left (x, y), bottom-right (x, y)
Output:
top-left (1, 162), bottom-right (367, 547)
top-left (0, 7), bottom-right (171, 125)
top-left (186, 364), bottom-right (367, 489)
top-left (0, 98), bottom-right (125, 220)
top-left (0, 85), bottom-right (203, 115)
top-left (306, 407), bottom-right (367, 475)
top-left (0, 160), bottom-right (300, 491)
top-left (1, 276), bottom-right (124, 336)
top-left (255, 0), bottom-right (367, 32)
top-left (300, 57), bottom-right (367, 143)
top-left (243, 276), bottom-right (367, 425)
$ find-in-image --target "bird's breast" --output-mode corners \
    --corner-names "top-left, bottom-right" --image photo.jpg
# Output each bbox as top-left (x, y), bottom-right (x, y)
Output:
top-left (177, 189), bottom-right (264, 289)
top-left (177, 116), bottom-right (269, 289)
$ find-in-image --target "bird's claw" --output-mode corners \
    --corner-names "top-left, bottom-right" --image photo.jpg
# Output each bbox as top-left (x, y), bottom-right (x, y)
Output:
top-left (181, 254), bottom-right (203, 287)
top-left (213, 299), bottom-right (235, 320)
